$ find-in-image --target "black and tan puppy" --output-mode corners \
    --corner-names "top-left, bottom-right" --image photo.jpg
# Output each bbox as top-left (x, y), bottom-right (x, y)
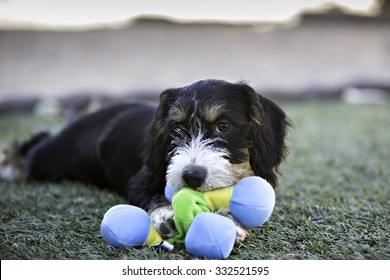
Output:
top-left (1, 79), bottom-right (291, 241)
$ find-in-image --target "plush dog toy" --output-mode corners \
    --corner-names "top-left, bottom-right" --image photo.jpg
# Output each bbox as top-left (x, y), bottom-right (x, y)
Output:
top-left (101, 176), bottom-right (275, 259)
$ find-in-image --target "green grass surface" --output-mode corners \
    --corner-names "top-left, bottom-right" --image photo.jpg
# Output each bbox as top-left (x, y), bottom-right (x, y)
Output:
top-left (1, 101), bottom-right (389, 260)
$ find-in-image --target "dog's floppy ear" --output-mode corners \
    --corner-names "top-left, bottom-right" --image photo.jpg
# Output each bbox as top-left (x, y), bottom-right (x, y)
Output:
top-left (127, 88), bottom-right (179, 209)
top-left (246, 87), bottom-right (291, 188)
top-left (146, 88), bottom-right (179, 168)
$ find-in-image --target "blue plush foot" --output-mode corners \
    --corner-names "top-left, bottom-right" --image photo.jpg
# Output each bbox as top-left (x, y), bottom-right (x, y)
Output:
top-left (185, 212), bottom-right (236, 259)
top-left (100, 204), bottom-right (176, 251)
top-left (230, 176), bottom-right (275, 227)
top-left (101, 204), bottom-right (152, 247)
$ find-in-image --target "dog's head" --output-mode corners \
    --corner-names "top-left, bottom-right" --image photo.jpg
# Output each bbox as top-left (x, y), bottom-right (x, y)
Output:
top-left (147, 79), bottom-right (291, 192)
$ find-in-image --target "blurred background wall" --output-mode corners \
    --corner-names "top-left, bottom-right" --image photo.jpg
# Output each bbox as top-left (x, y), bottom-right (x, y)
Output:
top-left (0, 0), bottom-right (389, 112)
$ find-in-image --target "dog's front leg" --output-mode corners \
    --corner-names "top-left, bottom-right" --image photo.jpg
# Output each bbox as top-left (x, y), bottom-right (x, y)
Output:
top-left (150, 206), bottom-right (178, 239)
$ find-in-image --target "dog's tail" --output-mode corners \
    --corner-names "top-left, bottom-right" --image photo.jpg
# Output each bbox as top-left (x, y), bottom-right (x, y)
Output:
top-left (16, 130), bottom-right (51, 157)
top-left (0, 130), bottom-right (51, 181)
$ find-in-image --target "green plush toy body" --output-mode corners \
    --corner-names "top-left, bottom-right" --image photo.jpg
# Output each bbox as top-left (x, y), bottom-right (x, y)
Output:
top-left (167, 186), bottom-right (234, 243)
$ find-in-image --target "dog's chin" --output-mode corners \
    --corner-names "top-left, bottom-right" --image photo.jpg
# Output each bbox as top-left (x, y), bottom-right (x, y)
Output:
top-left (166, 168), bottom-right (234, 192)
top-left (166, 159), bottom-right (255, 192)
top-left (193, 182), bottom-right (230, 192)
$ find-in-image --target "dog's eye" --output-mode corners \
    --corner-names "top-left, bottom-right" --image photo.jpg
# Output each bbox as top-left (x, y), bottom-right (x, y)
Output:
top-left (170, 121), bottom-right (184, 131)
top-left (216, 121), bottom-right (231, 133)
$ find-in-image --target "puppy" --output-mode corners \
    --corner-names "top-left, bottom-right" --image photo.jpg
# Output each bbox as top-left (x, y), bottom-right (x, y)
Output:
top-left (0, 79), bottom-right (291, 242)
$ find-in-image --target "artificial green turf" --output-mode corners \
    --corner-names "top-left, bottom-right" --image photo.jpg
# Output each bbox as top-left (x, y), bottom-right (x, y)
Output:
top-left (1, 101), bottom-right (389, 259)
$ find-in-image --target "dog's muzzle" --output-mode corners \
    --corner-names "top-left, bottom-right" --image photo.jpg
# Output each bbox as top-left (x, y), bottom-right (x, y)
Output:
top-left (182, 165), bottom-right (208, 188)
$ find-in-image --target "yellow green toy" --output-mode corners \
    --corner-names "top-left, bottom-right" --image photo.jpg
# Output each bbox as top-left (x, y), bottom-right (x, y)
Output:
top-left (101, 176), bottom-right (275, 259)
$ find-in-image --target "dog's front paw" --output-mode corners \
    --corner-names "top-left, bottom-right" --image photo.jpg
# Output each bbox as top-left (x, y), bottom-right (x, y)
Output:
top-left (235, 225), bottom-right (248, 244)
top-left (150, 206), bottom-right (177, 239)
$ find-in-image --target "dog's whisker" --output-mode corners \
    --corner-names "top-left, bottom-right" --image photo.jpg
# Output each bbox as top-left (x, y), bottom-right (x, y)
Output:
top-left (166, 131), bottom-right (235, 190)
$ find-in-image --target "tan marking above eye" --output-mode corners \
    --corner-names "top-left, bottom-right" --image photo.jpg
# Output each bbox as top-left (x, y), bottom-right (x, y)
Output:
top-left (202, 103), bottom-right (225, 123)
top-left (169, 105), bottom-right (188, 123)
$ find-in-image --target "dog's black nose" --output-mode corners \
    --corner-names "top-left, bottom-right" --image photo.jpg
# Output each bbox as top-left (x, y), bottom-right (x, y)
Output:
top-left (182, 166), bottom-right (207, 188)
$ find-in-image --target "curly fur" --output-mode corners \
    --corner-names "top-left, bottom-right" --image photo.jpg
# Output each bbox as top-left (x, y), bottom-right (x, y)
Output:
top-left (1, 79), bottom-right (292, 240)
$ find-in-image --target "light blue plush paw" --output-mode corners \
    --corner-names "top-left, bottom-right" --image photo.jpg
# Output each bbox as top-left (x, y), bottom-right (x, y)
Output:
top-left (230, 176), bottom-right (275, 227)
top-left (100, 204), bottom-right (151, 247)
top-left (185, 212), bottom-right (236, 259)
